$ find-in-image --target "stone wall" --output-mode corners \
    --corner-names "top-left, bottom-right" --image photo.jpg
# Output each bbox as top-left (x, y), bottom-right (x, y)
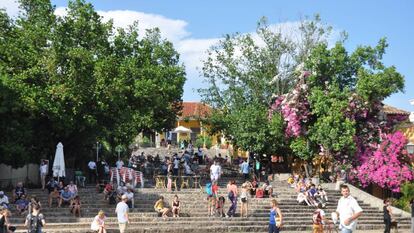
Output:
top-left (0, 163), bottom-right (39, 188)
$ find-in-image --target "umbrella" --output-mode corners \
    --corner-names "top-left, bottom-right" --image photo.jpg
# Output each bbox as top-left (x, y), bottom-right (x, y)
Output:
top-left (173, 126), bottom-right (192, 133)
top-left (52, 142), bottom-right (65, 181)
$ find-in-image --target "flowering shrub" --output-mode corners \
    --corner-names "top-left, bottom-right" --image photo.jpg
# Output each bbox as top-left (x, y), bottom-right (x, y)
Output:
top-left (357, 131), bottom-right (413, 192)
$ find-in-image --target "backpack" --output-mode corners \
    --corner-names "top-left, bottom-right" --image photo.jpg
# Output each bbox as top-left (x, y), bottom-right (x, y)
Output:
top-left (28, 214), bottom-right (43, 233)
top-left (205, 183), bottom-right (213, 196)
top-left (312, 210), bottom-right (322, 225)
top-left (255, 189), bottom-right (264, 198)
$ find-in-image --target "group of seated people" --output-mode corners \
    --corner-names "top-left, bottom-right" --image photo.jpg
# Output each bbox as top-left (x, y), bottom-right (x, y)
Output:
top-left (153, 195), bottom-right (181, 219)
top-left (242, 178), bottom-right (274, 198)
top-left (288, 174), bottom-right (328, 207)
top-left (101, 181), bottom-right (134, 209)
top-left (46, 178), bottom-right (81, 216)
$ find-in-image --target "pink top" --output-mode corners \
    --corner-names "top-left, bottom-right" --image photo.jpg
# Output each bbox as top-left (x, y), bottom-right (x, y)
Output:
top-left (227, 184), bottom-right (238, 197)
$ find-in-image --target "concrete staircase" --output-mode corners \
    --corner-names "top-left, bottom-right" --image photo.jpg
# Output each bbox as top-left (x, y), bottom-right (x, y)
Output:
top-left (5, 175), bottom-right (411, 233)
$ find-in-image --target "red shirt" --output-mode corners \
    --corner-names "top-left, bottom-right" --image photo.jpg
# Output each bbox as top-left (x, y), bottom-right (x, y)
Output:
top-left (212, 184), bottom-right (219, 196)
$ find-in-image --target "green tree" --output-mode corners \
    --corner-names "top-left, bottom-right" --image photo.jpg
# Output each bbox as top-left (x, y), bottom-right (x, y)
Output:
top-left (200, 15), bottom-right (334, 154)
top-left (0, 0), bottom-right (185, 168)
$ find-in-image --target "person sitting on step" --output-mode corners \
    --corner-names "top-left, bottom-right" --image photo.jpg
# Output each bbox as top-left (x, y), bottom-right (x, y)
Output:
top-left (103, 182), bottom-right (113, 201)
top-left (59, 187), bottom-right (74, 208)
top-left (91, 210), bottom-right (106, 233)
top-left (262, 181), bottom-right (273, 198)
top-left (70, 195), bottom-right (81, 217)
top-left (154, 196), bottom-right (170, 219)
top-left (171, 195), bottom-right (180, 218)
top-left (67, 181), bottom-right (78, 197)
top-left (48, 187), bottom-right (60, 208)
top-left (15, 194), bottom-right (29, 215)
top-left (124, 188), bottom-right (134, 209)
top-left (12, 182), bottom-right (26, 203)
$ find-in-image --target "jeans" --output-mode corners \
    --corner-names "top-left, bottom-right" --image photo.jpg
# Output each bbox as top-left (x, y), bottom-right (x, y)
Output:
top-left (340, 227), bottom-right (353, 233)
top-left (268, 224), bottom-right (280, 233)
top-left (384, 219), bottom-right (391, 233)
top-left (227, 197), bottom-right (237, 217)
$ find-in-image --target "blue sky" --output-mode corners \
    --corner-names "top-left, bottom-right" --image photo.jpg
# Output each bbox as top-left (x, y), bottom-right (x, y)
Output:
top-left (2, 0), bottom-right (413, 111)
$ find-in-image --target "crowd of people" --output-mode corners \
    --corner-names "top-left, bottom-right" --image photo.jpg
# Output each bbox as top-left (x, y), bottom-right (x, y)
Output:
top-left (0, 148), bottom-right (408, 233)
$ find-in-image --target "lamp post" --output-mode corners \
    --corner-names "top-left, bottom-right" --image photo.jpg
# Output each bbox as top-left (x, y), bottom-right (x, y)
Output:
top-left (407, 142), bottom-right (414, 155)
top-left (116, 145), bottom-right (122, 160)
top-left (95, 142), bottom-right (101, 162)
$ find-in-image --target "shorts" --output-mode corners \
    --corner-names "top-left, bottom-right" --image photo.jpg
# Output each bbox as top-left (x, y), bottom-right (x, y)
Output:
top-left (241, 197), bottom-right (247, 203)
top-left (119, 222), bottom-right (128, 233)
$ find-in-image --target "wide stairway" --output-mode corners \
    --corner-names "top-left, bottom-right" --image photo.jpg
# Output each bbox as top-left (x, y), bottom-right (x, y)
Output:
top-left (7, 176), bottom-right (411, 232)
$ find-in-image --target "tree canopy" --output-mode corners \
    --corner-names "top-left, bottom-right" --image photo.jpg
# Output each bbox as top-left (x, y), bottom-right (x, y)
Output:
top-left (200, 15), bottom-right (334, 155)
top-left (0, 0), bottom-right (185, 168)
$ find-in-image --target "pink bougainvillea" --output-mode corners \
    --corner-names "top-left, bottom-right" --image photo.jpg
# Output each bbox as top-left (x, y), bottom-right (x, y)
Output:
top-left (357, 131), bottom-right (413, 192)
top-left (269, 72), bottom-right (310, 137)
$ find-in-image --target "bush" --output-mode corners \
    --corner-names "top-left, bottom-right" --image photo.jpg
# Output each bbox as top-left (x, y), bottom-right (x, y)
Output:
top-left (195, 135), bottom-right (212, 149)
top-left (139, 136), bottom-right (152, 148)
top-left (395, 182), bottom-right (414, 212)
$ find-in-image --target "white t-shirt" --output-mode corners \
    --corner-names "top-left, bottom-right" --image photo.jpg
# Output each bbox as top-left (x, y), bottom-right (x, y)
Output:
top-left (88, 161), bottom-right (97, 170)
top-left (40, 164), bottom-right (48, 175)
top-left (336, 195), bottom-right (363, 230)
top-left (116, 160), bottom-right (124, 169)
top-left (0, 195), bottom-right (9, 204)
top-left (115, 202), bottom-right (129, 223)
top-left (91, 215), bottom-right (105, 230)
top-left (125, 191), bottom-right (134, 201)
top-left (210, 164), bottom-right (221, 176)
top-left (173, 159), bottom-right (180, 169)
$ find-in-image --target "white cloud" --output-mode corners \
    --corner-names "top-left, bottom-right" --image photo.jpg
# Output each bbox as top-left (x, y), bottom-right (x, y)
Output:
top-left (3, 4), bottom-right (340, 101)
top-left (0, 0), bottom-right (20, 17)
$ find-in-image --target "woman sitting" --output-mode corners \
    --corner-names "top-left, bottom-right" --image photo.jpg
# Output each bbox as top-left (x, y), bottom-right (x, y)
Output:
top-left (90, 210), bottom-right (106, 233)
top-left (154, 196), bottom-right (170, 219)
top-left (70, 195), bottom-right (81, 217)
top-left (171, 195), bottom-right (181, 218)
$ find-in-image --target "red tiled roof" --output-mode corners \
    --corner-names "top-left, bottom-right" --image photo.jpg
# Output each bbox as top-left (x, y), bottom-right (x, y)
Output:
top-left (383, 104), bottom-right (410, 115)
top-left (179, 102), bottom-right (212, 119)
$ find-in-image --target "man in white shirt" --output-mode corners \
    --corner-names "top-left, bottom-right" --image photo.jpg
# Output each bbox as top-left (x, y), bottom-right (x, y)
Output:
top-left (88, 160), bottom-right (97, 184)
top-left (116, 159), bottom-right (124, 170)
top-left (210, 161), bottom-right (222, 182)
top-left (39, 160), bottom-right (48, 190)
top-left (0, 191), bottom-right (9, 208)
top-left (116, 194), bottom-right (129, 233)
top-left (335, 185), bottom-right (363, 233)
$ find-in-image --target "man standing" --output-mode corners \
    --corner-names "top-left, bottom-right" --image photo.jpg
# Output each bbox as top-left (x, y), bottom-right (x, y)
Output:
top-left (210, 160), bottom-right (222, 183)
top-left (39, 160), bottom-right (48, 191)
top-left (116, 194), bottom-right (129, 233)
top-left (335, 185), bottom-right (363, 233)
top-left (116, 158), bottom-right (124, 170)
top-left (240, 159), bottom-right (250, 182)
top-left (87, 160), bottom-right (97, 184)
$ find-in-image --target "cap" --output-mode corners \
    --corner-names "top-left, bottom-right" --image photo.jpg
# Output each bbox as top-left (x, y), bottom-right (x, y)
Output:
top-left (0, 191), bottom-right (4, 195)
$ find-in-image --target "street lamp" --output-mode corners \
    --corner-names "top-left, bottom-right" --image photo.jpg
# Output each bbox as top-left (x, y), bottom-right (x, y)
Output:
top-left (115, 145), bottom-right (123, 160)
top-left (95, 142), bottom-right (102, 161)
top-left (407, 142), bottom-right (414, 155)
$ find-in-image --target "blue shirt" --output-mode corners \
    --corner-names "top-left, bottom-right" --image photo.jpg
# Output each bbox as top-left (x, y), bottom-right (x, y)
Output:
top-left (269, 208), bottom-right (278, 224)
top-left (240, 162), bottom-right (249, 174)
